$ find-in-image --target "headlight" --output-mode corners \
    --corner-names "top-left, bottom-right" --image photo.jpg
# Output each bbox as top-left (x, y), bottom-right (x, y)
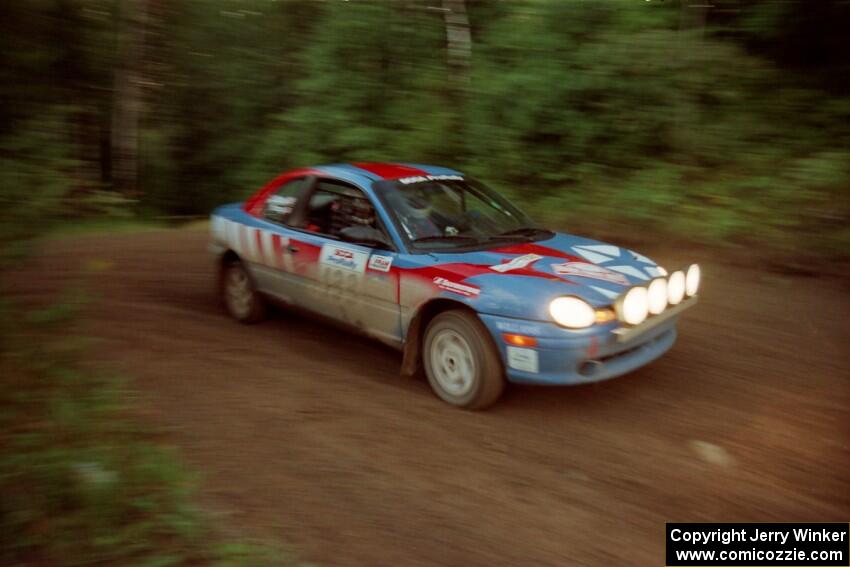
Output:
top-left (647, 278), bottom-right (668, 315)
top-left (685, 263), bottom-right (701, 296)
top-left (667, 270), bottom-right (686, 305)
top-left (549, 296), bottom-right (596, 329)
top-left (620, 286), bottom-right (649, 326)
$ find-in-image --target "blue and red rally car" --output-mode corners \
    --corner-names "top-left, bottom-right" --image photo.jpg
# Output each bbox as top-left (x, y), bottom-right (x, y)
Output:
top-left (210, 163), bottom-right (700, 409)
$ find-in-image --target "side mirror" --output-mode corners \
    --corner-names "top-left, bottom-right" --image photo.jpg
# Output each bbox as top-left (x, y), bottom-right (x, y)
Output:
top-left (339, 225), bottom-right (392, 249)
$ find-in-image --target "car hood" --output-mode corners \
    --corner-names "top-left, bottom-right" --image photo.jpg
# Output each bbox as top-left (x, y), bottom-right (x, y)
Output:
top-left (419, 233), bottom-right (666, 321)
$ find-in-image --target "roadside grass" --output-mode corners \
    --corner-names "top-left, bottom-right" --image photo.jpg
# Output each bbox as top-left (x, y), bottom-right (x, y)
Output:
top-left (43, 217), bottom-right (212, 239)
top-left (0, 293), bottom-right (303, 566)
top-left (43, 218), bottom-right (167, 239)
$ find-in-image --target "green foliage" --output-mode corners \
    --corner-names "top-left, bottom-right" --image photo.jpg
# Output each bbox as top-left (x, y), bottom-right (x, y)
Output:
top-left (0, 108), bottom-right (79, 268)
top-left (1, 0), bottom-right (849, 261)
top-left (233, 0), bottom-right (455, 194)
top-left (460, 2), bottom-right (847, 256)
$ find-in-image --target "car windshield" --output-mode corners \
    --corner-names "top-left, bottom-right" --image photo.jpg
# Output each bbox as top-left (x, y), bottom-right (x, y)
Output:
top-left (374, 176), bottom-right (549, 250)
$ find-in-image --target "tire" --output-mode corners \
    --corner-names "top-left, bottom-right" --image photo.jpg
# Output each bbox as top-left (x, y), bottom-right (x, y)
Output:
top-left (221, 259), bottom-right (265, 323)
top-left (423, 310), bottom-right (505, 409)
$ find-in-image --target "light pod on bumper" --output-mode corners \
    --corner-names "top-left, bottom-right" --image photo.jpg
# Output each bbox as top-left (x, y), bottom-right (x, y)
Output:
top-left (667, 270), bottom-right (686, 305)
top-left (647, 278), bottom-right (668, 315)
top-left (549, 296), bottom-right (596, 329)
top-left (619, 286), bottom-right (649, 326)
top-left (685, 264), bottom-right (701, 297)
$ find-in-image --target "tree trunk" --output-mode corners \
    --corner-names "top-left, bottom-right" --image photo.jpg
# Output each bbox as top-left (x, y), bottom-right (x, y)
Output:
top-left (111, 0), bottom-right (149, 197)
top-left (442, 0), bottom-right (471, 85)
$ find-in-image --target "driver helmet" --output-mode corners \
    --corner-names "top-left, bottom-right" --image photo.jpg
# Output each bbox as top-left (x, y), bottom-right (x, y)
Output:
top-left (402, 188), bottom-right (433, 221)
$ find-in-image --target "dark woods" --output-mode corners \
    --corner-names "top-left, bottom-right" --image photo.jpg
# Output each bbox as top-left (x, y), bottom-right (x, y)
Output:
top-left (1, 0), bottom-right (848, 258)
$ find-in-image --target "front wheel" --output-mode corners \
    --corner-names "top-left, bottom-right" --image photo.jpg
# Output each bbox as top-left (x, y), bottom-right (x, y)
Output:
top-left (423, 310), bottom-right (505, 409)
top-left (221, 260), bottom-right (265, 323)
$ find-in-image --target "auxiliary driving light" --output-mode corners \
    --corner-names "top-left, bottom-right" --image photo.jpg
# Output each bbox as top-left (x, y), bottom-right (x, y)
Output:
top-left (685, 264), bottom-right (701, 297)
top-left (620, 286), bottom-right (649, 326)
top-left (667, 270), bottom-right (686, 305)
top-left (647, 278), bottom-right (668, 315)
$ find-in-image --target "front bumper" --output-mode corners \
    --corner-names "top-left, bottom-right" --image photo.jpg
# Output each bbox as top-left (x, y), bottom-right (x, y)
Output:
top-left (478, 300), bottom-right (694, 385)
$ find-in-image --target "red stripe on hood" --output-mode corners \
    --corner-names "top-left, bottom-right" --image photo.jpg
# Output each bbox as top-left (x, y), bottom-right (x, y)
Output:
top-left (398, 243), bottom-right (585, 287)
top-left (405, 262), bottom-right (565, 284)
top-left (352, 162), bottom-right (428, 180)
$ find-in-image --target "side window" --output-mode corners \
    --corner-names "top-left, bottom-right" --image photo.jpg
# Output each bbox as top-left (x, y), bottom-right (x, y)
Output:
top-left (262, 178), bottom-right (306, 224)
top-left (302, 180), bottom-right (381, 239)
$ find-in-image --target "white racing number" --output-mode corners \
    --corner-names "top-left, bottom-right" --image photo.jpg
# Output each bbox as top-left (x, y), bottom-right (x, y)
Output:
top-left (323, 265), bottom-right (360, 304)
top-left (315, 245), bottom-right (397, 332)
top-left (319, 243), bottom-right (367, 289)
top-left (317, 244), bottom-right (371, 318)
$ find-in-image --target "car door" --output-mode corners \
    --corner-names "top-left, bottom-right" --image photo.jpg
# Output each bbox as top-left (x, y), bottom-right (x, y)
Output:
top-left (248, 175), bottom-right (314, 302)
top-left (281, 178), bottom-right (401, 347)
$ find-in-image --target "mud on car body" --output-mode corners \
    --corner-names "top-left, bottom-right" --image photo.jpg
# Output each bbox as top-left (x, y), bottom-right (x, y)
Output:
top-left (209, 162), bottom-right (700, 409)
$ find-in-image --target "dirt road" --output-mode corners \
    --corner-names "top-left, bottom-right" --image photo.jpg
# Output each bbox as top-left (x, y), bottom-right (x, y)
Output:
top-left (10, 229), bottom-right (850, 566)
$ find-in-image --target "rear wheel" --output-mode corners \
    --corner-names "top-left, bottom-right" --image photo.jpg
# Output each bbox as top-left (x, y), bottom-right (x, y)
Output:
top-left (221, 260), bottom-right (265, 323)
top-left (423, 310), bottom-right (505, 409)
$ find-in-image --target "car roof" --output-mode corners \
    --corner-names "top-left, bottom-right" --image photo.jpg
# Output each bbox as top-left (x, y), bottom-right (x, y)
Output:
top-left (314, 162), bottom-right (463, 187)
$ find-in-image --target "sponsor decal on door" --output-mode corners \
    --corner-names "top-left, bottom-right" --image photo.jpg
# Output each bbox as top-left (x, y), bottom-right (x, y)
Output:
top-left (367, 254), bottom-right (393, 272)
top-left (320, 244), bottom-right (368, 273)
